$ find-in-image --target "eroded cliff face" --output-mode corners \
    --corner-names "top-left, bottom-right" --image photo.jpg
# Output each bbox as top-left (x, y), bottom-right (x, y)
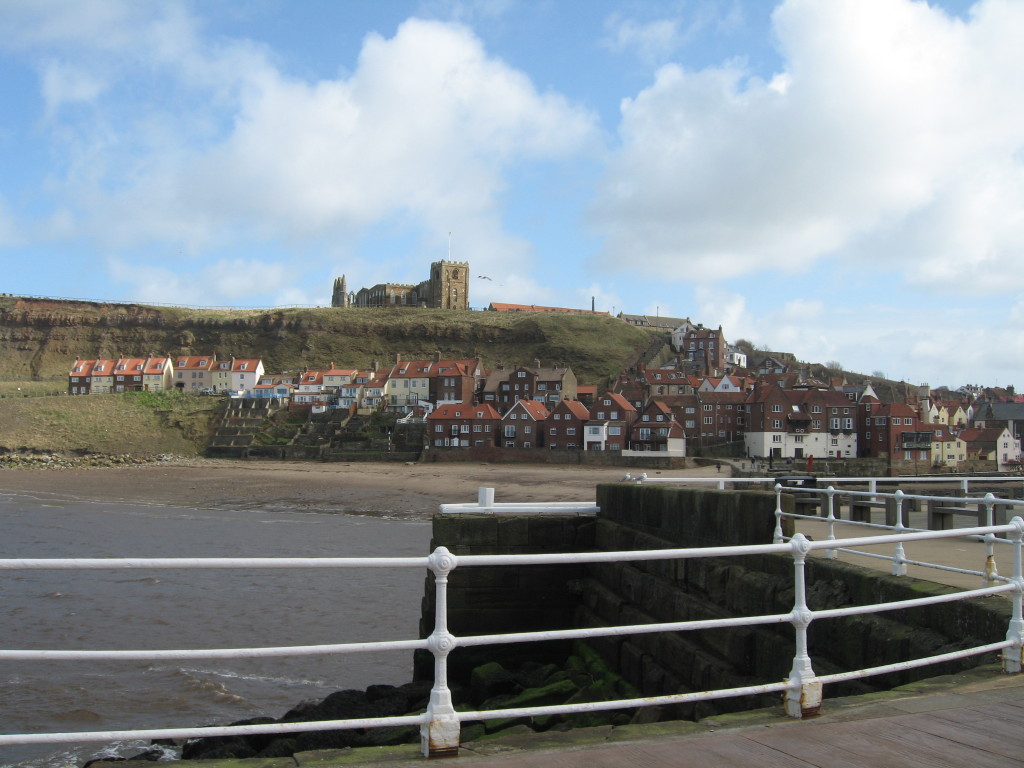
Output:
top-left (0, 297), bottom-right (654, 383)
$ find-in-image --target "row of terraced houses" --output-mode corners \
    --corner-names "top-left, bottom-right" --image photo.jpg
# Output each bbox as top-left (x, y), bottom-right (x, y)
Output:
top-left (68, 333), bottom-right (1024, 470)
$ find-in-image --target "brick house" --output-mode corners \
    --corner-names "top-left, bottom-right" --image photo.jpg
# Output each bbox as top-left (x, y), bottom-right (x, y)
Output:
top-left (546, 399), bottom-right (590, 450)
top-left (427, 403), bottom-right (502, 448)
top-left (500, 399), bottom-right (549, 448)
top-left (583, 392), bottom-right (636, 451)
top-left (112, 357), bottom-right (147, 392)
top-left (629, 400), bottom-right (685, 453)
top-left (68, 358), bottom-right (97, 395)
top-left (865, 402), bottom-right (929, 463)
top-left (481, 362), bottom-right (577, 412)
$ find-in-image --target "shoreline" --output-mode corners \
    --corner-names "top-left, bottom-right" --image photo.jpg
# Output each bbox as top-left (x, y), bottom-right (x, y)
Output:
top-left (0, 459), bottom-right (711, 517)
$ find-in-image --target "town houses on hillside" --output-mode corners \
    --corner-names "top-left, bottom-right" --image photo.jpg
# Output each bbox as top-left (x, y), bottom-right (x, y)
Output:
top-left (67, 314), bottom-right (1023, 470)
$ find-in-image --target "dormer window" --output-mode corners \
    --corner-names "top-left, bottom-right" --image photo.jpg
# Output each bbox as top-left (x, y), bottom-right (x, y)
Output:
top-left (199, 360), bottom-right (207, 367)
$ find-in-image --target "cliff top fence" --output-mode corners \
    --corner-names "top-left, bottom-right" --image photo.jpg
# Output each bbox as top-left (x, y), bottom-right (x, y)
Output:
top-left (2, 482), bottom-right (1024, 759)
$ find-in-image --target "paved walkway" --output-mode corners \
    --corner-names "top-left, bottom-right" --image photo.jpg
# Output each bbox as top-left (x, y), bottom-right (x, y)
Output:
top-left (438, 668), bottom-right (1024, 768)
top-left (91, 667), bottom-right (1024, 767)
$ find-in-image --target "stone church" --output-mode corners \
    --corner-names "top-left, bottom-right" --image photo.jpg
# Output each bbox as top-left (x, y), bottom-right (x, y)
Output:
top-left (332, 260), bottom-right (470, 310)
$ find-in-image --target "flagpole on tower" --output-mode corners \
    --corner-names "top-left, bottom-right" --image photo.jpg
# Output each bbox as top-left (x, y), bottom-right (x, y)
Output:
top-left (448, 231), bottom-right (451, 261)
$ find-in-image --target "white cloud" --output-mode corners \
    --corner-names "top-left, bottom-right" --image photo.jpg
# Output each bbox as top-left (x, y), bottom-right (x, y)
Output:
top-left (590, 0), bottom-right (1024, 295)
top-left (40, 60), bottom-right (106, 115)
top-left (109, 257), bottom-right (294, 307)
top-left (603, 15), bottom-right (685, 66)
top-left (21, 12), bottom-right (596, 297)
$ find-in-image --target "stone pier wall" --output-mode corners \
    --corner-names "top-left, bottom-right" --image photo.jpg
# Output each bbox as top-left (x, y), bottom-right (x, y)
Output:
top-left (420, 483), bottom-right (1013, 717)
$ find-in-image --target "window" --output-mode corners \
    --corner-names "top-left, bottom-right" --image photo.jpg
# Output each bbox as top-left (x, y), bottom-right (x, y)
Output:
top-left (434, 424), bottom-right (443, 433)
top-left (705, 404), bottom-right (714, 411)
top-left (830, 418), bottom-right (840, 430)
top-left (524, 426), bottom-right (532, 435)
top-left (843, 418), bottom-right (853, 430)
top-left (639, 428), bottom-right (651, 440)
top-left (473, 424), bottom-right (482, 433)
top-left (504, 425), bottom-right (515, 437)
top-left (517, 371), bottom-right (526, 378)
top-left (685, 420), bottom-right (695, 428)
top-left (460, 425), bottom-right (470, 433)
top-left (772, 404), bottom-right (782, 412)
top-left (773, 419), bottom-right (782, 429)
top-left (566, 428), bottom-right (576, 435)
top-left (772, 434), bottom-right (782, 443)
top-left (704, 416), bottom-right (714, 425)
top-left (811, 405), bottom-right (822, 414)
top-left (608, 426), bottom-right (621, 435)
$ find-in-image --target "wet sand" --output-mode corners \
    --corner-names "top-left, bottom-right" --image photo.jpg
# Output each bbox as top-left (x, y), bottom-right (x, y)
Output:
top-left (0, 459), bottom-right (711, 517)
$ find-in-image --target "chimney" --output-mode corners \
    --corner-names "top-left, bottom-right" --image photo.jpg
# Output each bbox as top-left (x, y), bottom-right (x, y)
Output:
top-left (395, 353), bottom-right (401, 363)
top-left (534, 358), bottom-right (541, 369)
top-left (434, 350), bottom-right (442, 363)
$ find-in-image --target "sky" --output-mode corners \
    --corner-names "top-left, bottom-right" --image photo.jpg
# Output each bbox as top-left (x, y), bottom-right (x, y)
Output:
top-left (1, 0), bottom-right (1022, 391)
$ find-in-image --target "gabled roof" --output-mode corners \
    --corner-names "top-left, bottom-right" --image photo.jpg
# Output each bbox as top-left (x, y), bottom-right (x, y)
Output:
top-left (175, 355), bottom-right (215, 370)
top-left (115, 357), bottom-right (147, 372)
top-left (503, 399), bottom-right (550, 421)
top-left (592, 391), bottom-right (637, 413)
top-left (70, 359), bottom-right (96, 376)
top-left (958, 427), bottom-right (1004, 444)
top-left (552, 399), bottom-right (591, 420)
top-left (143, 357), bottom-right (170, 375)
top-left (232, 359), bottom-right (262, 373)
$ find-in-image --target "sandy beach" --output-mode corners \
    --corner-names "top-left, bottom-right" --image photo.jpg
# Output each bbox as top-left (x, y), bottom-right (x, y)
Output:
top-left (0, 459), bottom-right (714, 517)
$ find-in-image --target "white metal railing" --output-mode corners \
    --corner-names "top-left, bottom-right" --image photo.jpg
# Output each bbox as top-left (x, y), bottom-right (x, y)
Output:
top-left (626, 473), bottom-right (1024, 583)
top-left (440, 487), bottom-right (600, 515)
top-left (3, 499), bottom-right (1023, 758)
top-left (625, 473), bottom-right (1024, 497)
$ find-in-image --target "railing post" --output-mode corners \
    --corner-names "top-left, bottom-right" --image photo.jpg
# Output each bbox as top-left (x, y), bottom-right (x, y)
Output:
top-left (1003, 517), bottom-right (1024, 674)
top-left (891, 491), bottom-right (908, 577)
top-left (983, 493), bottom-right (999, 587)
top-left (478, 487), bottom-right (495, 511)
top-left (786, 534), bottom-right (821, 718)
top-left (824, 486), bottom-right (837, 560)
top-left (773, 483), bottom-right (785, 544)
top-left (422, 547), bottom-right (460, 758)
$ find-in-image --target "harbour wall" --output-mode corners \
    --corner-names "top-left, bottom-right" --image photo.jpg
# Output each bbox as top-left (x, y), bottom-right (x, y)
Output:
top-left (420, 484), bottom-right (1012, 718)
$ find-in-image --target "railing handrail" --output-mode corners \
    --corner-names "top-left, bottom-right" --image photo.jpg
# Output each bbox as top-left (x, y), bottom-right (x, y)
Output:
top-left (4, 486), bottom-right (1023, 758)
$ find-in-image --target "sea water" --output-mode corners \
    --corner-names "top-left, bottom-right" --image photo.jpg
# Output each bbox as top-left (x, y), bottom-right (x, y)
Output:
top-left (0, 490), bottom-right (431, 767)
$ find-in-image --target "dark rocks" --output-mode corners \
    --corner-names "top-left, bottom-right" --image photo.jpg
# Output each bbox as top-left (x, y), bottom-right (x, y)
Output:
top-left (179, 644), bottom-right (639, 761)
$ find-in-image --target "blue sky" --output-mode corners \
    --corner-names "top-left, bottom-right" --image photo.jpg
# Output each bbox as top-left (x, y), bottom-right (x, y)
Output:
top-left (1, 0), bottom-right (1021, 391)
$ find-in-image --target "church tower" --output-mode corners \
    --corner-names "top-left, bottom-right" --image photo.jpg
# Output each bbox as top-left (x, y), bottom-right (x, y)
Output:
top-left (429, 261), bottom-right (470, 310)
top-left (331, 276), bottom-right (349, 308)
